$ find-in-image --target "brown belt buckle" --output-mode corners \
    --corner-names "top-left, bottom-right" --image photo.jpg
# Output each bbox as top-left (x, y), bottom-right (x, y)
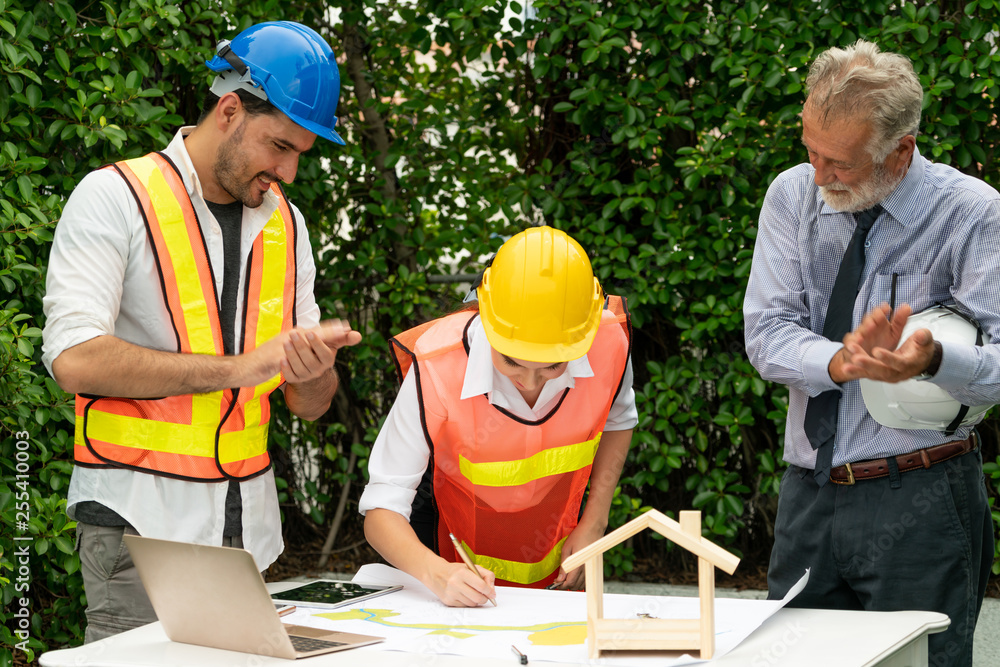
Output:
top-left (842, 462), bottom-right (856, 485)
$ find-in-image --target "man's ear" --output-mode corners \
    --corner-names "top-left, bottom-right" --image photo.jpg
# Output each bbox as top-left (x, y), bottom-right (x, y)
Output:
top-left (895, 134), bottom-right (917, 168)
top-left (215, 92), bottom-right (242, 131)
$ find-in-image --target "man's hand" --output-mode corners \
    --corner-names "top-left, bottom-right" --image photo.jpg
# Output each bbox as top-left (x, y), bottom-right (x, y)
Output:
top-left (277, 320), bottom-right (362, 421)
top-left (830, 303), bottom-right (938, 383)
top-left (281, 320), bottom-right (362, 383)
top-left (243, 319), bottom-right (362, 387)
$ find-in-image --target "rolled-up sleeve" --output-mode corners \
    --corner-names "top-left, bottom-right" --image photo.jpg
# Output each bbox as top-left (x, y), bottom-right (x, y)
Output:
top-left (42, 170), bottom-right (134, 376)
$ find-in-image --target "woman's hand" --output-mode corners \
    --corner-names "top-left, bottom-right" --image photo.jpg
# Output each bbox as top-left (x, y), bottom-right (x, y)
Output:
top-left (551, 520), bottom-right (607, 590)
top-left (428, 561), bottom-right (497, 607)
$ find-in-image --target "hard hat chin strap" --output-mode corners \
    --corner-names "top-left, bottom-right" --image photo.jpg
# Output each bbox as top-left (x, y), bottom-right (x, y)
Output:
top-left (930, 302), bottom-right (984, 436)
top-left (215, 40), bottom-right (246, 75)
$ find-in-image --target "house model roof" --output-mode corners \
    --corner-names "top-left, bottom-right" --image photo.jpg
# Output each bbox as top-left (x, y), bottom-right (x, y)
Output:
top-left (561, 508), bottom-right (739, 574)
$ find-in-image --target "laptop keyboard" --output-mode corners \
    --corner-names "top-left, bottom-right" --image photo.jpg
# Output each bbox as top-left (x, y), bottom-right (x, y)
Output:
top-left (289, 635), bottom-right (347, 653)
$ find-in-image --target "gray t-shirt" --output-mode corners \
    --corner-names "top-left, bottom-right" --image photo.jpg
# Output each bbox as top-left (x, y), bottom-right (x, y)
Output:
top-left (205, 199), bottom-right (244, 537)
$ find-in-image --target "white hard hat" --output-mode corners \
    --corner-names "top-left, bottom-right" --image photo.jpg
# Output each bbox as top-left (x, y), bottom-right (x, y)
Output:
top-left (859, 306), bottom-right (992, 432)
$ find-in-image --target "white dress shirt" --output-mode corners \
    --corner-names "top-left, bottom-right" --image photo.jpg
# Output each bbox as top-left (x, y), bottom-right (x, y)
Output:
top-left (359, 316), bottom-right (637, 520)
top-left (42, 127), bottom-right (322, 568)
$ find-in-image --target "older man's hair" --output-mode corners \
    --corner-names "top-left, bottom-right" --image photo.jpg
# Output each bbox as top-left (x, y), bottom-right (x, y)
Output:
top-left (805, 40), bottom-right (923, 162)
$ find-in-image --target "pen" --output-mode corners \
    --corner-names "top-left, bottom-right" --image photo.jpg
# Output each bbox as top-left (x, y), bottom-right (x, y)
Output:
top-left (448, 532), bottom-right (497, 607)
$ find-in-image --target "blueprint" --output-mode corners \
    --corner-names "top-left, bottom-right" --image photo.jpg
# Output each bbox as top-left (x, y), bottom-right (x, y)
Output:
top-left (281, 564), bottom-right (808, 666)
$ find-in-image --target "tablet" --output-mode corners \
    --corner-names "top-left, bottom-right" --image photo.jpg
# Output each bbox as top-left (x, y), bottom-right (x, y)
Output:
top-left (270, 580), bottom-right (403, 609)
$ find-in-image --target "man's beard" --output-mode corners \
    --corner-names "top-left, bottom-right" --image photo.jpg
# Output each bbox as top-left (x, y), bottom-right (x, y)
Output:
top-left (819, 160), bottom-right (901, 213)
top-left (213, 121), bottom-right (273, 209)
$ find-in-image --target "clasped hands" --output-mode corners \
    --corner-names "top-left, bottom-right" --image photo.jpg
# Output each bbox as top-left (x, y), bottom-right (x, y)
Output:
top-left (829, 303), bottom-right (936, 385)
top-left (246, 319), bottom-right (362, 387)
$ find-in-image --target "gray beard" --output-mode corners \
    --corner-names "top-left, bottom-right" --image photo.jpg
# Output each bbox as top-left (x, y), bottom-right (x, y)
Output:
top-left (819, 161), bottom-right (902, 213)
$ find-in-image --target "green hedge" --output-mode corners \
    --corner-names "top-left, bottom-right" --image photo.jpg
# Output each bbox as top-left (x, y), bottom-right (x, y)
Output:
top-left (2, 0), bottom-right (999, 663)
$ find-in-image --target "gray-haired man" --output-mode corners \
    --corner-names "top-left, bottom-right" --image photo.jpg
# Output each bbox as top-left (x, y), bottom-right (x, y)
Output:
top-left (744, 40), bottom-right (998, 667)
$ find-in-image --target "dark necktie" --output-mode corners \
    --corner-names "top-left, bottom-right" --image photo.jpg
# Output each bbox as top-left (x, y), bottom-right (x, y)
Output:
top-left (803, 204), bottom-right (883, 486)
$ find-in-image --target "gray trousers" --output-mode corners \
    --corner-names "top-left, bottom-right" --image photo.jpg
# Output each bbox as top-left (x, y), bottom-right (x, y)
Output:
top-left (77, 523), bottom-right (244, 643)
top-left (767, 448), bottom-right (993, 667)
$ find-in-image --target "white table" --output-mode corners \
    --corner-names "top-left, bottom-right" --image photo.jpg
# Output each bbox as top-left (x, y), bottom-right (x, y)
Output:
top-left (40, 596), bottom-right (948, 667)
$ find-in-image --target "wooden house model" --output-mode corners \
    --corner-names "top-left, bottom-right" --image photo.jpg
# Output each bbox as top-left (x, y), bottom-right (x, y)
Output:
top-left (561, 508), bottom-right (740, 659)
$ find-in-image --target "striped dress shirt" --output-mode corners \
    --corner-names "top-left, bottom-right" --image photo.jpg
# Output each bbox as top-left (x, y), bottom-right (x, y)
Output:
top-left (744, 148), bottom-right (1000, 468)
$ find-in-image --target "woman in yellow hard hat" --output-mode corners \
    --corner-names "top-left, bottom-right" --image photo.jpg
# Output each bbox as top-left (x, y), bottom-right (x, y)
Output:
top-left (359, 226), bottom-right (636, 607)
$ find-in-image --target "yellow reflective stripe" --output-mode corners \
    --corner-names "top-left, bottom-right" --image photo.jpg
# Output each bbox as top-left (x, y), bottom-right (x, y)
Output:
top-left (243, 390), bottom-right (263, 432)
top-left (239, 207), bottom-right (288, 428)
top-left (84, 402), bottom-right (218, 457)
top-left (131, 157), bottom-right (216, 355)
top-left (242, 375), bottom-right (282, 430)
top-left (219, 421), bottom-right (269, 464)
top-left (192, 388), bottom-right (220, 429)
top-left (83, 406), bottom-right (268, 461)
top-left (459, 433), bottom-right (602, 487)
top-left (465, 537), bottom-right (566, 585)
top-left (255, 210), bottom-right (288, 348)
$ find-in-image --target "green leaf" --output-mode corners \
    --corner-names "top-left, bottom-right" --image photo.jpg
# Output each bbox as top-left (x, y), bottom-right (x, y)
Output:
top-left (17, 175), bottom-right (33, 201)
top-left (53, 0), bottom-right (78, 27)
top-left (26, 84), bottom-right (41, 108)
top-left (17, 337), bottom-right (34, 357)
top-left (55, 47), bottom-right (71, 72)
top-left (15, 9), bottom-right (34, 40)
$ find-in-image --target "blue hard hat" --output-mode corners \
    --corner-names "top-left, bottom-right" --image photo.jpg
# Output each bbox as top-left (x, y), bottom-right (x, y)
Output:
top-left (206, 21), bottom-right (345, 145)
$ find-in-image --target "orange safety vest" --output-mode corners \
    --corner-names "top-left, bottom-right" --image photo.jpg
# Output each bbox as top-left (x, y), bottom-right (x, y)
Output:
top-left (73, 152), bottom-right (296, 482)
top-left (389, 296), bottom-right (631, 587)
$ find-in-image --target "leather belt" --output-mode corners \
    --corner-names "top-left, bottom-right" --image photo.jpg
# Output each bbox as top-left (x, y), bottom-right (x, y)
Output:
top-left (829, 434), bottom-right (978, 485)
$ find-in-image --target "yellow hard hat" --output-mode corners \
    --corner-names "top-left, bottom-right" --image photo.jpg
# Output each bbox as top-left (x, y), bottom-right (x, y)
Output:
top-left (477, 226), bottom-right (604, 363)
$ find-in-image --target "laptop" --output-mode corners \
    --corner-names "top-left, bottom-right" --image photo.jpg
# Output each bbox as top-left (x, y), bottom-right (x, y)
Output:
top-left (123, 534), bottom-right (385, 659)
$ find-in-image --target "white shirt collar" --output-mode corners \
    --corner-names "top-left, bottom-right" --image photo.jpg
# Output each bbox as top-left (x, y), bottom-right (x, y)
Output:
top-left (165, 127), bottom-right (206, 200)
top-left (460, 315), bottom-right (594, 420)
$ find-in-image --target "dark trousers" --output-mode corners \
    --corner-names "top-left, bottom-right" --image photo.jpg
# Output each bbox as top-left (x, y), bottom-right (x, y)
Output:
top-left (767, 448), bottom-right (993, 667)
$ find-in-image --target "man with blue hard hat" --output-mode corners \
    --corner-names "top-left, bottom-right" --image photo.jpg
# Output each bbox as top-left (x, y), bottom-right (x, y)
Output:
top-left (42, 21), bottom-right (355, 642)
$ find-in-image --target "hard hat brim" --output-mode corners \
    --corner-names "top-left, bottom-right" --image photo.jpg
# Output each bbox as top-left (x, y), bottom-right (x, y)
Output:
top-left (481, 316), bottom-right (600, 364)
top-left (284, 112), bottom-right (345, 145)
top-left (206, 60), bottom-right (346, 146)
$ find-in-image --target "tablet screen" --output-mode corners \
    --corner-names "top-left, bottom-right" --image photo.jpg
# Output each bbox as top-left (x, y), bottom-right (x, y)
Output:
top-left (270, 580), bottom-right (403, 609)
